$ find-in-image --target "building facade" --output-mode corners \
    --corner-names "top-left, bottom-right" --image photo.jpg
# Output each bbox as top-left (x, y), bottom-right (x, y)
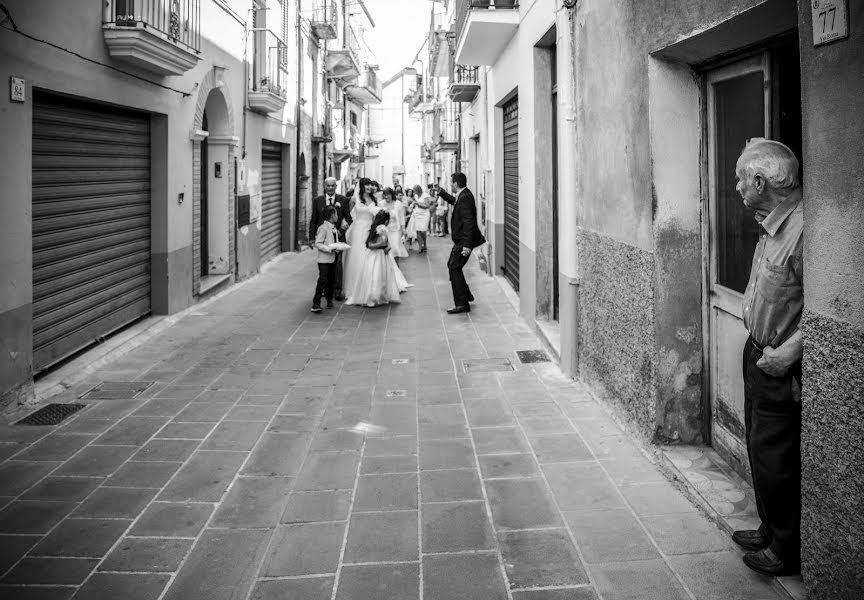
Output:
top-left (426, 0), bottom-right (863, 595)
top-left (0, 0), bottom-right (378, 406)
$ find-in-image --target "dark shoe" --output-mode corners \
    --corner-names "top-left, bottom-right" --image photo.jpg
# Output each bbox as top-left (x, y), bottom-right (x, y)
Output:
top-left (732, 529), bottom-right (770, 551)
top-left (467, 294), bottom-right (475, 303)
top-left (743, 548), bottom-right (798, 576)
top-left (326, 301), bottom-right (334, 309)
top-left (447, 305), bottom-right (471, 314)
top-left (334, 294), bottom-right (346, 302)
top-left (311, 304), bottom-right (322, 313)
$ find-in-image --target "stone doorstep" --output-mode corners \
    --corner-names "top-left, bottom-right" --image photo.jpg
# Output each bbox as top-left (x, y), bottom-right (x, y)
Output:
top-left (656, 445), bottom-right (807, 600)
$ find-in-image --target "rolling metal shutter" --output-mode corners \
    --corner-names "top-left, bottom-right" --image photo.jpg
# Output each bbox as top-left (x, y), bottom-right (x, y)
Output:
top-left (503, 96), bottom-right (519, 291)
top-left (260, 141), bottom-right (283, 262)
top-left (31, 93), bottom-right (151, 372)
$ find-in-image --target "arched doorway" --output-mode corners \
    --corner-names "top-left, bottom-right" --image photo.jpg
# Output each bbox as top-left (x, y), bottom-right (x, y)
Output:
top-left (312, 155), bottom-right (320, 200)
top-left (191, 71), bottom-right (236, 296)
top-left (296, 152), bottom-right (308, 246)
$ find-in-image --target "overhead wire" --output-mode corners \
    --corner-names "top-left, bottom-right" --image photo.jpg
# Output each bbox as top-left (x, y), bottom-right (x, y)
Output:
top-left (0, 3), bottom-right (193, 98)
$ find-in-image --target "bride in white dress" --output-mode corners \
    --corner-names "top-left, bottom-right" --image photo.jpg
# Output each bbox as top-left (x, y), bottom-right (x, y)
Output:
top-left (343, 179), bottom-right (411, 306)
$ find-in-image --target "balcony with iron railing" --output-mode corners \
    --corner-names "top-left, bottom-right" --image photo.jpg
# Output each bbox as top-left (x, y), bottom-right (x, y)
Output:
top-left (102, 0), bottom-right (201, 75)
top-left (346, 67), bottom-right (382, 106)
top-left (310, 0), bottom-right (338, 40)
top-left (325, 25), bottom-right (362, 83)
top-left (454, 0), bottom-right (519, 66)
top-left (448, 65), bottom-right (480, 103)
top-left (247, 29), bottom-right (289, 114)
top-left (434, 102), bottom-right (459, 154)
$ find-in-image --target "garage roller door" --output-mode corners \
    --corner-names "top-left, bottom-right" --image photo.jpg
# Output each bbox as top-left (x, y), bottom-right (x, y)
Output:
top-left (503, 96), bottom-right (519, 291)
top-left (32, 93), bottom-right (151, 372)
top-left (260, 140), bottom-right (283, 262)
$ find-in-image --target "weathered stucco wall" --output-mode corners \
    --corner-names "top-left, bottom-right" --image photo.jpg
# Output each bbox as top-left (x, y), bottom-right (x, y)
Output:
top-left (577, 229), bottom-right (656, 433)
top-left (798, 1), bottom-right (864, 596)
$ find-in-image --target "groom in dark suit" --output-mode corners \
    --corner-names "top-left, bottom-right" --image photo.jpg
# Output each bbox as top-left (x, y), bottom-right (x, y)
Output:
top-left (436, 172), bottom-right (486, 314)
top-left (309, 177), bottom-right (351, 300)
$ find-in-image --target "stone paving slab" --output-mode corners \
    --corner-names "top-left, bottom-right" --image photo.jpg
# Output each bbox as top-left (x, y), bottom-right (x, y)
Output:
top-left (0, 239), bottom-right (787, 600)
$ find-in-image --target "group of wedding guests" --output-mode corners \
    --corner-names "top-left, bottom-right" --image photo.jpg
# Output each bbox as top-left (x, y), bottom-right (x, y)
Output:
top-left (308, 177), bottom-right (439, 311)
top-left (309, 173), bottom-right (486, 314)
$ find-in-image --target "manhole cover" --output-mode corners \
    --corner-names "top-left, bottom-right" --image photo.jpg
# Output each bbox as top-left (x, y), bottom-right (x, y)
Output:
top-left (16, 403), bottom-right (86, 426)
top-left (516, 350), bottom-right (550, 364)
top-left (79, 381), bottom-right (153, 400)
top-left (386, 390), bottom-right (408, 397)
top-left (462, 358), bottom-right (514, 373)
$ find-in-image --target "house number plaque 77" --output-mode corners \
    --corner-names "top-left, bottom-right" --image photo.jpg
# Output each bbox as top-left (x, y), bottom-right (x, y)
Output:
top-left (811, 0), bottom-right (849, 46)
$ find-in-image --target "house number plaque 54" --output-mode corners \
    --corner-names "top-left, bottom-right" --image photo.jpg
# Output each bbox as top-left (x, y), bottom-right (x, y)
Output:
top-left (812, 0), bottom-right (849, 46)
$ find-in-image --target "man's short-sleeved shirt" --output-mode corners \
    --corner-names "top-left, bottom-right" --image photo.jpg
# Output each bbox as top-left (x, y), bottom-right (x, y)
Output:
top-left (742, 190), bottom-right (804, 348)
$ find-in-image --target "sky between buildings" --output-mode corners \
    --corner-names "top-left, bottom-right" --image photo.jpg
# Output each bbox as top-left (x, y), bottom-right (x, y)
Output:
top-left (361, 0), bottom-right (434, 81)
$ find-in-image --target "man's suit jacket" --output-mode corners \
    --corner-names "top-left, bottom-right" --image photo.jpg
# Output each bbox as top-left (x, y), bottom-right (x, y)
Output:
top-left (438, 188), bottom-right (487, 249)
top-left (309, 194), bottom-right (350, 242)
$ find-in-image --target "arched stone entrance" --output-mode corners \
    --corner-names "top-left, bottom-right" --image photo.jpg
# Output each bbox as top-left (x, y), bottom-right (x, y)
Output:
top-left (191, 70), bottom-right (238, 295)
top-left (296, 152), bottom-right (308, 246)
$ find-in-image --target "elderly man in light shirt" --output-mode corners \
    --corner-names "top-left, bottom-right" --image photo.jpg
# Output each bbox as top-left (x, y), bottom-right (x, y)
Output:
top-left (732, 138), bottom-right (803, 577)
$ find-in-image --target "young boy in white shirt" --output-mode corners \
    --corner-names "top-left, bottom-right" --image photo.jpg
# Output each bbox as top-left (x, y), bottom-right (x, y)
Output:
top-left (312, 206), bottom-right (339, 313)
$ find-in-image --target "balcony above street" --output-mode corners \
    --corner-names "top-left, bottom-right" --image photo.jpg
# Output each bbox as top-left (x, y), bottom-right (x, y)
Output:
top-left (326, 27), bottom-right (363, 83)
top-left (310, 0), bottom-right (338, 40)
top-left (449, 65), bottom-right (481, 103)
top-left (455, 0), bottom-right (519, 66)
top-left (346, 68), bottom-right (382, 105)
top-left (102, 0), bottom-right (201, 75)
top-left (247, 29), bottom-right (288, 114)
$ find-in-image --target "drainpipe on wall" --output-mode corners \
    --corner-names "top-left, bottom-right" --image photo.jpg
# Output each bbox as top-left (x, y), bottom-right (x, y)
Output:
top-left (294, 0), bottom-right (303, 249)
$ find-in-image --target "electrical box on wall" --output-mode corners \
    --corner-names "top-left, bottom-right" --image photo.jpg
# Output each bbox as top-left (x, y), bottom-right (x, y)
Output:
top-left (214, 162), bottom-right (223, 178)
top-left (237, 194), bottom-right (251, 227)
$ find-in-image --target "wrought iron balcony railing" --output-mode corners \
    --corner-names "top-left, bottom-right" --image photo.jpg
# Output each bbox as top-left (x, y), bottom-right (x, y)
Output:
top-left (106, 0), bottom-right (200, 53)
top-left (310, 0), bottom-right (338, 40)
top-left (251, 29), bottom-right (289, 97)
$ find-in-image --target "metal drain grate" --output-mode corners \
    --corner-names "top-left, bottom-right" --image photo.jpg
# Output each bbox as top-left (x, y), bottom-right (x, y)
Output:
top-left (462, 358), bottom-right (515, 373)
top-left (516, 350), bottom-right (551, 364)
top-left (79, 381), bottom-right (154, 400)
top-left (16, 403), bottom-right (86, 426)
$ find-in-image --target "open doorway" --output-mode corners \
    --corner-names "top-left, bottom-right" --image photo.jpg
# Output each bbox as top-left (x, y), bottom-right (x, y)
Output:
top-left (704, 34), bottom-right (802, 478)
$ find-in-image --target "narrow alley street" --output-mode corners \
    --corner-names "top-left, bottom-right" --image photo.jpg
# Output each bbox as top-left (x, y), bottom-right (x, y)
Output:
top-left (0, 239), bottom-right (786, 600)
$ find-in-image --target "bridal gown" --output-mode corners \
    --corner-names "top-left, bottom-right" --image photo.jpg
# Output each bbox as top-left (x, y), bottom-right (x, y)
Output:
top-left (343, 203), bottom-right (411, 306)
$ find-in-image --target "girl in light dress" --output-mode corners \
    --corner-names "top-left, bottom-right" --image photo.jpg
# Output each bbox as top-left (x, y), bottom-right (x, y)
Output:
top-left (381, 187), bottom-right (408, 261)
top-left (405, 184), bottom-right (432, 253)
top-left (347, 211), bottom-right (410, 307)
top-left (343, 179), bottom-right (411, 306)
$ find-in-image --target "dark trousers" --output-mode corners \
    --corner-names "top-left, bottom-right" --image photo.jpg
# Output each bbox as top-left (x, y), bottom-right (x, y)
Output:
top-left (447, 245), bottom-right (473, 307)
top-left (742, 337), bottom-right (802, 565)
top-left (334, 251), bottom-right (343, 295)
top-left (314, 262), bottom-right (336, 304)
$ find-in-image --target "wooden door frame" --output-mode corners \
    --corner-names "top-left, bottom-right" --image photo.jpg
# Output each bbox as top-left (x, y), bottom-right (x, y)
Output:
top-left (701, 53), bottom-right (771, 445)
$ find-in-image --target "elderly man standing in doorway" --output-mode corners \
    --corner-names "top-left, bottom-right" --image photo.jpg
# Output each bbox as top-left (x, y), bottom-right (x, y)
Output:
top-left (732, 138), bottom-right (804, 577)
top-left (310, 177), bottom-right (350, 301)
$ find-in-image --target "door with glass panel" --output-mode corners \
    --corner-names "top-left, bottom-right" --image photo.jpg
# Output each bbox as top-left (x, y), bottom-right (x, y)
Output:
top-left (705, 42), bottom-right (801, 478)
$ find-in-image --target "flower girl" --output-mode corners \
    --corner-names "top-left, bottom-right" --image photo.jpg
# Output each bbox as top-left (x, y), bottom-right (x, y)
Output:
top-left (346, 211), bottom-right (411, 307)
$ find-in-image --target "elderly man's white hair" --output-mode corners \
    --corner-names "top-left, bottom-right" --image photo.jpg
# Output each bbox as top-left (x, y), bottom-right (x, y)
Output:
top-left (736, 138), bottom-right (800, 190)
top-left (324, 176), bottom-right (337, 186)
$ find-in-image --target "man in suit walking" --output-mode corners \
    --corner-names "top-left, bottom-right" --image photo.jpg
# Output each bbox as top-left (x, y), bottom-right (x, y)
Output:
top-left (310, 177), bottom-right (351, 300)
top-left (436, 172), bottom-right (486, 314)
